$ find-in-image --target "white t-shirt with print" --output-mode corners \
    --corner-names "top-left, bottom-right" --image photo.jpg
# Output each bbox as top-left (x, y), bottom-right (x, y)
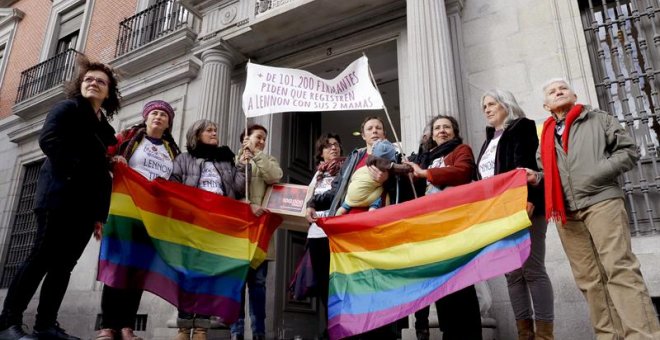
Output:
top-left (128, 137), bottom-right (173, 180)
top-left (478, 134), bottom-right (502, 179)
top-left (307, 170), bottom-right (336, 239)
top-left (198, 161), bottom-right (225, 195)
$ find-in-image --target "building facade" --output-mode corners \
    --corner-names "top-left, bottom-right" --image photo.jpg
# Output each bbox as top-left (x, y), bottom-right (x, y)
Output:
top-left (0, 0), bottom-right (658, 339)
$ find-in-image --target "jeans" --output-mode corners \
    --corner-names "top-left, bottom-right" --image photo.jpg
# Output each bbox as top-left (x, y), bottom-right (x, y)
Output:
top-left (230, 261), bottom-right (268, 336)
top-left (505, 214), bottom-right (554, 321)
top-left (0, 209), bottom-right (95, 329)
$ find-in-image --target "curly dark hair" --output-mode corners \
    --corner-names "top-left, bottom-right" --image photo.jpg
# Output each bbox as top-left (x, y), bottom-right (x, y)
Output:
top-left (65, 55), bottom-right (121, 119)
top-left (314, 132), bottom-right (342, 163)
top-left (424, 115), bottom-right (463, 151)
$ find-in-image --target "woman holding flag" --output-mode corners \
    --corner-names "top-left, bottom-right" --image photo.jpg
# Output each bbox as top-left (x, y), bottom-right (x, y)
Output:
top-left (97, 100), bottom-right (180, 340)
top-left (403, 115), bottom-right (482, 340)
top-left (476, 90), bottom-right (553, 340)
top-left (169, 119), bottom-right (249, 340)
top-left (231, 124), bottom-right (283, 340)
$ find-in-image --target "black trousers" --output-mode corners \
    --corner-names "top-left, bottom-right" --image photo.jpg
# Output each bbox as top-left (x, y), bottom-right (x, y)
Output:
top-left (307, 237), bottom-right (330, 311)
top-left (308, 237), bottom-right (330, 338)
top-left (101, 285), bottom-right (143, 330)
top-left (414, 285), bottom-right (483, 340)
top-left (0, 209), bottom-right (95, 329)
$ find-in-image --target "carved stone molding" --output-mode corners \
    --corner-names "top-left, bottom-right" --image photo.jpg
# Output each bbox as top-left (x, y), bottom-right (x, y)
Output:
top-left (118, 58), bottom-right (201, 102)
top-left (111, 27), bottom-right (197, 76)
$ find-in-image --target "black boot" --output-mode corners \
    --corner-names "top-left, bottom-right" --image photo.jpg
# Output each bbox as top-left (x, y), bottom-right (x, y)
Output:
top-left (28, 323), bottom-right (80, 340)
top-left (0, 324), bottom-right (28, 340)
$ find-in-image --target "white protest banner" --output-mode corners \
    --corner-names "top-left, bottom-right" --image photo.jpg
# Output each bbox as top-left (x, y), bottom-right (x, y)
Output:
top-left (242, 56), bottom-right (384, 117)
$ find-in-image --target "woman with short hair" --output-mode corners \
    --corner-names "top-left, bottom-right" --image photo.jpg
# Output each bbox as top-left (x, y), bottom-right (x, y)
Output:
top-left (170, 119), bottom-right (249, 340)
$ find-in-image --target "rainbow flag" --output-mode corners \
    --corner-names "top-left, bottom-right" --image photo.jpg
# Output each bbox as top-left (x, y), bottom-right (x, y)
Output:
top-left (318, 169), bottom-right (532, 339)
top-left (98, 164), bottom-right (281, 323)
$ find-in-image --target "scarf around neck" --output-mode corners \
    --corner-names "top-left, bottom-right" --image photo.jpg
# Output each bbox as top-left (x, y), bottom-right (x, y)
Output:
top-left (540, 103), bottom-right (583, 223)
top-left (189, 143), bottom-right (235, 163)
top-left (316, 157), bottom-right (346, 181)
top-left (418, 138), bottom-right (461, 169)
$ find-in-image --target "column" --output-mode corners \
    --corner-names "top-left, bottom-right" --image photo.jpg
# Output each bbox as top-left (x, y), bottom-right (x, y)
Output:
top-left (198, 47), bottom-right (234, 145)
top-left (227, 79), bottom-right (246, 151)
top-left (400, 0), bottom-right (459, 154)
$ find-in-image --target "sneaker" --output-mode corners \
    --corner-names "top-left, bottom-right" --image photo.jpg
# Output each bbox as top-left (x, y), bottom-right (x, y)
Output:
top-left (0, 324), bottom-right (28, 340)
top-left (30, 323), bottom-right (80, 340)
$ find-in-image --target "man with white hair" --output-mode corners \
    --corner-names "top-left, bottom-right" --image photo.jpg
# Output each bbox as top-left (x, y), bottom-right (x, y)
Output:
top-left (526, 78), bottom-right (660, 339)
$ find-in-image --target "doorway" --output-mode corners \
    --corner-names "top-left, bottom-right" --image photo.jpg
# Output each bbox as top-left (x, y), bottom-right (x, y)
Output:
top-left (282, 40), bottom-right (400, 185)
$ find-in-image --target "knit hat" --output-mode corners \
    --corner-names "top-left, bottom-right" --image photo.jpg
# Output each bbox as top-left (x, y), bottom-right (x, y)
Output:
top-left (372, 139), bottom-right (396, 161)
top-left (142, 100), bottom-right (175, 126)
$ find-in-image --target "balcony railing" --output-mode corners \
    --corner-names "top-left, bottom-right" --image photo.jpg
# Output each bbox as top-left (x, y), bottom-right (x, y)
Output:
top-left (15, 49), bottom-right (81, 104)
top-left (115, 0), bottom-right (193, 57)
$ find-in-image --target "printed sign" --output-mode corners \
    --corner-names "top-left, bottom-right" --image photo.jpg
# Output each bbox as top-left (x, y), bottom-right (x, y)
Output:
top-left (263, 183), bottom-right (312, 216)
top-left (242, 56), bottom-right (384, 117)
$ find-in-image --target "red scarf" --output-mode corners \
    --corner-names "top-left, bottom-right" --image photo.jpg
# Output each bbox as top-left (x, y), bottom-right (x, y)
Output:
top-left (540, 104), bottom-right (583, 223)
top-left (316, 157), bottom-right (346, 181)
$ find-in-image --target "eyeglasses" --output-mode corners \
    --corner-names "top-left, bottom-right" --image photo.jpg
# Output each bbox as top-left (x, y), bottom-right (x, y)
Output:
top-left (324, 142), bottom-right (340, 149)
top-left (83, 76), bottom-right (108, 87)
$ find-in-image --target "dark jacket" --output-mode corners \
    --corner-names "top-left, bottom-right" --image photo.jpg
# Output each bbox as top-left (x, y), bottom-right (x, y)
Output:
top-left (35, 96), bottom-right (118, 222)
top-left (476, 117), bottom-right (544, 212)
top-left (308, 147), bottom-right (415, 215)
top-left (170, 150), bottom-right (248, 200)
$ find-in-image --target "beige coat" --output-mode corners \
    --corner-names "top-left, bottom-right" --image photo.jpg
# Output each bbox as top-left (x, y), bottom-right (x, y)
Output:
top-left (237, 149), bottom-right (283, 260)
top-left (537, 105), bottom-right (639, 211)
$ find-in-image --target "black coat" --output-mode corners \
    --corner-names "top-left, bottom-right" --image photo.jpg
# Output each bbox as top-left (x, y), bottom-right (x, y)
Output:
top-left (35, 96), bottom-right (117, 222)
top-left (475, 117), bottom-right (544, 213)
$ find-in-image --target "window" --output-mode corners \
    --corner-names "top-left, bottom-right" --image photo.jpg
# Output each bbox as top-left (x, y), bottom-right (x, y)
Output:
top-left (1, 160), bottom-right (43, 288)
top-left (14, 3), bottom-right (85, 103)
top-left (580, 0), bottom-right (660, 235)
top-left (0, 8), bottom-right (24, 88)
top-left (53, 5), bottom-right (82, 56)
top-left (0, 44), bottom-right (5, 74)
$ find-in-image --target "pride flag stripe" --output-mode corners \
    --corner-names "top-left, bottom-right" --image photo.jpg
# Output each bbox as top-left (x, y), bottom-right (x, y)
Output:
top-left (98, 261), bottom-right (242, 321)
top-left (318, 169), bottom-right (532, 339)
top-left (330, 210), bottom-right (529, 273)
top-left (327, 234), bottom-right (531, 339)
top-left (98, 164), bottom-right (281, 323)
top-left (320, 169), bottom-right (527, 234)
top-left (100, 237), bottom-right (247, 294)
top-left (112, 173), bottom-right (267, 245)
top-left (327, 231), bottom-right (530, 314)
top-left (109, 200), bottom-right (265, 261)
top-left (329, 186), bottom-right (526, 252)
top-left (103, 219), bottom-right (251, 278)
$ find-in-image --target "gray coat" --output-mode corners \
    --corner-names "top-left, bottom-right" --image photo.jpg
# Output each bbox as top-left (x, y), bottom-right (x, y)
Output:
top-left (170, 152), bottom-right (248, 200)
top-left (537, 105), bottom-right (639, 211)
